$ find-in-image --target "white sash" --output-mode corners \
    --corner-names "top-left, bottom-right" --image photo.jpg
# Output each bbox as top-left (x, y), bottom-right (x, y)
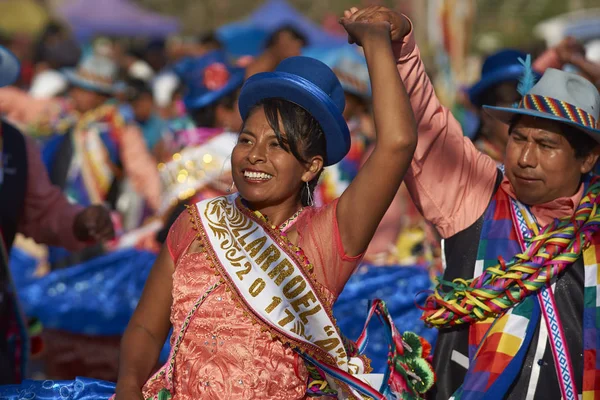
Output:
top-left (196, 195), bottom-right (374, 398)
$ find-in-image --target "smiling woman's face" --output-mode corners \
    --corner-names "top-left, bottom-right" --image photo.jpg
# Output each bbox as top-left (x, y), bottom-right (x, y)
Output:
top-left (231, 105), bottom-right (310, 208)
top-left (505, 115), bottom-right (597, 205)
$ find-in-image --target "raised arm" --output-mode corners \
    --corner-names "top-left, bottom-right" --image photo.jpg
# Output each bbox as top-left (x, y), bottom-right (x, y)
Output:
top-left (336, 10), bottom-right (417, 257)
top-left (353, 7), bottom-right (498, 239)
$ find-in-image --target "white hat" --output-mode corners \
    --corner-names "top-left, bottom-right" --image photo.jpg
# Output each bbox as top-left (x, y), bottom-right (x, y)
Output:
top-left (29, 70), bottom-right (68, 98)
top-left (153, 72), bottom-right (180, 108)
top-left (128, 60), bottom-right (154, 82)
top-left (586, 39), bottom-right (600, 64)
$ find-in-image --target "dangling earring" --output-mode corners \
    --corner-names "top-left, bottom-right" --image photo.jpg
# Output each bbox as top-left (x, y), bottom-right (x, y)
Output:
top-left (226, 181), bottom-right (235, 193)
top-left (305, 181), bottom-right (314, 207)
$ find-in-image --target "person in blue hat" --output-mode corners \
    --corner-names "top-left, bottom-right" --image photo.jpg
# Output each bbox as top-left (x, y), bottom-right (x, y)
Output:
top-left (15, 53), bottom-right (162, 269)
top-left (149, 50), bottom-right (248, 245)
top-left (467, 49), bottom-right (540, 162)
top-left (173, 50), bottom-right (245, 133)
top-left (245, 25), bottom-right (307, 79)
top-left (0, 45), bottom-right (115, 384)
top-left (113, 14), bottom-right (425, 400)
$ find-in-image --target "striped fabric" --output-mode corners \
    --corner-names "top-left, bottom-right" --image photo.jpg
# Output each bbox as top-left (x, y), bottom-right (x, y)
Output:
top-left (450, 178), bottom-right (600, 399)
top-left (582, 247), bottom-right (600, 400)
top-left (520, 94), bottom-right (597, 130)
top-left (457, 188), bottom-right (539, 399)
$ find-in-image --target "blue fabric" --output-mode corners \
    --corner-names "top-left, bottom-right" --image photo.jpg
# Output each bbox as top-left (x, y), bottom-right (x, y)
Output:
top-left (40, 135), bottom-right (66, 173)
top-left (238, 56), bottom-right (350, 166)
top-left (332, 264), bottom-right (437, 372)
top-left (10, 248), bottom-right (156, 336)
top-left (0, 377), bottom-right (115, 399)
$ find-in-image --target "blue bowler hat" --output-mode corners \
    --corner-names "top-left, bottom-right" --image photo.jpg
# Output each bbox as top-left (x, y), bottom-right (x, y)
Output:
top-left (238, 56), bottom-right (350, 166)
top-left (468, 49), bottom-right (541, 107)
top-left (0, 46), bottom-right (20, 87)
top-left (173, 50), bottom-right (245, 111)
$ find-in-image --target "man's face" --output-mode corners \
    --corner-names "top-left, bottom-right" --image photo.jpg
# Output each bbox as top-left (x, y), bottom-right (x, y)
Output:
top-left (504, 116), bottom-right (598, 205)
top-left (133, 93), bottom-right (154, 123)
top-left (70, 86), bottom-right (108, 113)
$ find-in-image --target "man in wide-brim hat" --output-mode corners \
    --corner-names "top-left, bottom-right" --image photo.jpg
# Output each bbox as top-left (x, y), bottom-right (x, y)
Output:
top-left (343, 5), bottom-right (600, 399)
top-left (0, 52), bottom-right (161, 219)
top-left (31, 53), bottom-right (161, 267)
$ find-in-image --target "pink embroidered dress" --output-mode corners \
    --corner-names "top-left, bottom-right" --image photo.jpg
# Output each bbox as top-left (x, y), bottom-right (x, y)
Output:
top-left (142, 198), bottom-right (362, 399)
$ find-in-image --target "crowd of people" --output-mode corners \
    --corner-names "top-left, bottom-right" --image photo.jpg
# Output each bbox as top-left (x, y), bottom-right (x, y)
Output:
top-left (0, 3), bottom-right (599, 400)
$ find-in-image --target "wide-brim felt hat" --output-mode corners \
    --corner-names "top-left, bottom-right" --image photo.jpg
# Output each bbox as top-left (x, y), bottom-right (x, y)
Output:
top-left (0, 46), bottom-right (20, 88)
top-left (62, 54), bottom-right (120, 95)
top-left (173, 50), bottom-right (245, 111)
top-left (238, 56), bottom-right (350, 166)
top-left (468, 49), bottom-right (541, 107)
top-left (484, 68), bottom-right (600, 140)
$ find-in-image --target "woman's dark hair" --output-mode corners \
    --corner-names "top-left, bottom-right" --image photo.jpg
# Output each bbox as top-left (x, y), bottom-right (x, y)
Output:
top-left (509, 116), bottom-right (598, 159)
top-left (189, 89), bottom-right (239, 128)
top-left (245, 98), bottom-right (327, 207)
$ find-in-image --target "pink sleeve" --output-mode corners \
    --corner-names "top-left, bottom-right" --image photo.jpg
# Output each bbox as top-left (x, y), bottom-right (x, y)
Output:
top-left (17, 135), bottom-right (85, 251)
top-left (298, 200), bottom-right (362, 297)
top-left (166, 208), bottom-right (197, 265)
top-left (393, 22), bottom-right (498, 238)
top-left (119, 125), bottom-right (162, 211)
top-left (533, 48), bottom-right (561, 73)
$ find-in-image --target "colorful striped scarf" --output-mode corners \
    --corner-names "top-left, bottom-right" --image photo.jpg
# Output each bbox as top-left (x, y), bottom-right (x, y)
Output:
top-left (29, 101), bottom-right (124, 206)
top-left (422, 175), bottom-right (600, 399)
top-left (66, 104), bottom-right (124, 206)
